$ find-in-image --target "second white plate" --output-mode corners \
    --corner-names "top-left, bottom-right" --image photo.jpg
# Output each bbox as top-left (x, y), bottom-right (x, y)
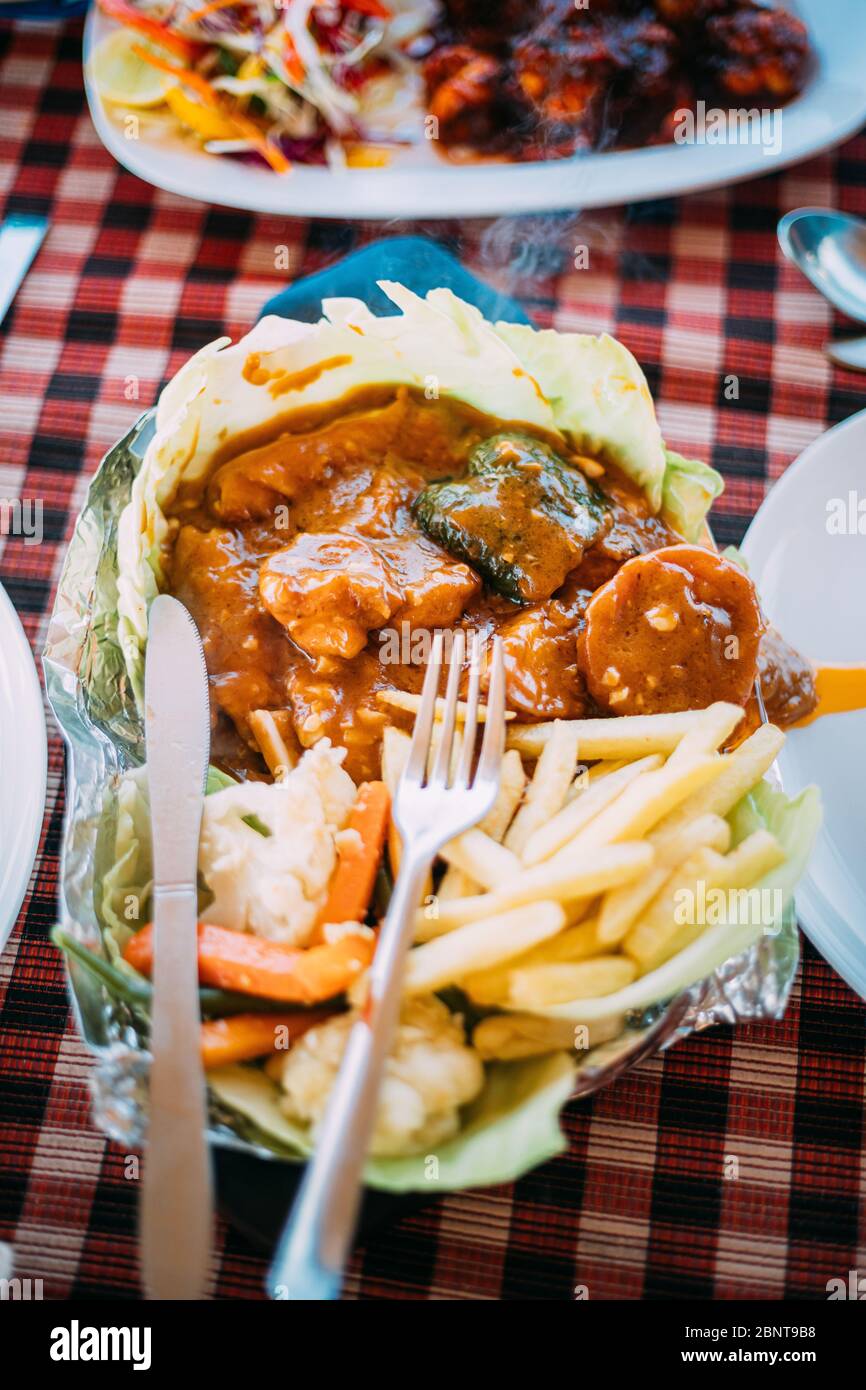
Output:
top-left (742, 410), bottom-right (866, 1003)
top-left (84, 0), bottom-right (866, 219)
top-left (0, 584), bottom-right (47, 955)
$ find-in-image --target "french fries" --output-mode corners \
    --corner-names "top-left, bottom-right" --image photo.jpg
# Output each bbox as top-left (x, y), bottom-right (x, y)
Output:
top-left (596, 812), bottom-right (731, 945)
top-left (509, 955), bottom-right (638, 1008)
top-left (249, 708), bottom-right (299, 779)
top-left (437, 749), bottom-right (527, 897)
top-left (404, 901), bottom-right (566, 995)
top-left (377, 689), bottom-right (515, 722)
top-left (375, 698), bottom-right (801, 1035)
top-left (436, 867), bottom-right (476, 901)
top-left (623, 829), bottom-right (786, 973)
top-left (479, 748), bottom-right (527, 842)
top-left (507, 708), bottom-right (715, 760)
top-left (561, 753), bottom-right (725, 854)
top-left (473, 1011), bottom-right (625, 1060)
top-left (440, 828), bottom-right (520, 889)
top-left (504, 720), bottom-right (579, 855)
top-left (651, 724), bottom-right (785, 855)
top-left (521, 754), bottom-right (662, 865)
top-left (415, 840), bottom-right (653, 940)
top-left (464, 917), bottom-right (606, 1005)
top-left (667, 701), bottom-right (743, 763)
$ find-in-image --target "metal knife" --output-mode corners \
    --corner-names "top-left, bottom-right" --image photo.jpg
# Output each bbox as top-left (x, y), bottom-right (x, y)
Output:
top-left (140, 594), bottom-right (213, 1300)
top-left (0, 215), bottom-right (48, 328)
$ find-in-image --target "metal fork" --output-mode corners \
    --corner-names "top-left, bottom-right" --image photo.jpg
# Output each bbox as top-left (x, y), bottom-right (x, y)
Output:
top-left (268, 630), bottom-right (506, 1301)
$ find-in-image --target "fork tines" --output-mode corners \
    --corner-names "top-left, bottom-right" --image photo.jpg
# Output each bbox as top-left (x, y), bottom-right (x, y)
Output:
top-left (405, 631), bottom-right (505, 791)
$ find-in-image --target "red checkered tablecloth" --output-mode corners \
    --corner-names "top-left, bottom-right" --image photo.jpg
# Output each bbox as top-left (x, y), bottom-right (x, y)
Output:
top-left (1, 18), bottom-right (865, 1303)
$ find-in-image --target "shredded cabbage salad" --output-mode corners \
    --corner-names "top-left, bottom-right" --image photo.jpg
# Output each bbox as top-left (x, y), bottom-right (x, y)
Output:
top-left (95, 0), bottom-right (441, 172)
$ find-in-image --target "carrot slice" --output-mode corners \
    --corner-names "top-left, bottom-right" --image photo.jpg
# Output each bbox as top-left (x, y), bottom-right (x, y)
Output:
top-left (99, 0), bottom-right (201, 61)
top-left (124, 921), bottom-right (375, 1003)
top-left (313, 781), bottom-right (390, 942)
top-left (200, 1008), bottom-right (332, 1068)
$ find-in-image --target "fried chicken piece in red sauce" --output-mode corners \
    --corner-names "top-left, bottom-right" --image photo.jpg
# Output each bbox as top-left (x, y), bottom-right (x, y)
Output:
top-left (492, 574), bottom-right (594, 719)
top-left (427, 0), bottom-right (809, 160)
top-left (259, 533), bottom-right (402, 660)
top-left (259, 530), bottom-right (480, 661)
top-left (206, 395), bottom-right (421, 524)
top-left (378, 535), bottom-right (481, 628)
top-left (510, 13), bottom-right (683, 156)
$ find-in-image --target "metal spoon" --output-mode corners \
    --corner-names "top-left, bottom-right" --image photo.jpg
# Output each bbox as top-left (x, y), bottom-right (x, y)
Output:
top-left (825, 336), bottom-right (866, 372)
top-left (778, 208), bottom-right (866, 371)
top-left (778, 208), bottom-right (866, 322)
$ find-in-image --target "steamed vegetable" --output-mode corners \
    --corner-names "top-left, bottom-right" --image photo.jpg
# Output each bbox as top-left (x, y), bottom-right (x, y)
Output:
top-left (270, 995), bottom-right (484, 1156)
top-left (123, 920), bottom-right (376, 1004)
top-left (413, 432), bottom-right (608, 602)
top-left (200, 1009), bottom-right (333, 1069)
top-left (313, 781), bottom-right (390, 941)
top-left (52, 925), bottom-right (304, 1018)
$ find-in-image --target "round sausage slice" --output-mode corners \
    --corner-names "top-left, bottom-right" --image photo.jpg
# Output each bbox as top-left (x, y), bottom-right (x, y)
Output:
top-left (578, 544), bottom-right (764, 716)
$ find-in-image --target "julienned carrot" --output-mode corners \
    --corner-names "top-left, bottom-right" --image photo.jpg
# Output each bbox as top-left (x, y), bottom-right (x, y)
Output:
top-left (343, 0), bottom-right (392, 17)
top-left (99, 0), bottom-right (201, 61)
top-left (312, 781), bottom-right (391, 943)
top-left (129, 44), bottom-right (292, 174)
top-left (186, 0), bottom-right (243, 23)
top-left (284, 33), bottom-right (304, 84)
top-left (124, 921), bottom-right (374, 1003)
top-left (200, 1008), bottom-right (333, 1068)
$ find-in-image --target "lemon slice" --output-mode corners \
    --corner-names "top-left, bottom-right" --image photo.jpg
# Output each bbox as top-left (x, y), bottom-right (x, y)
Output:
top-left (164, 85), bottom-right (239, 142)
top-left (89, 30), bottom-right (173, 109)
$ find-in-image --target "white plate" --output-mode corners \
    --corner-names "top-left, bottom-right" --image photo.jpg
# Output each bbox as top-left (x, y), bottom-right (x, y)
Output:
top-left (0, 584), bottom-right (47, 954)
top-left (742, 410), bottom-right (866, 1002)
top-left (84, 1), bottom-right (866, 219)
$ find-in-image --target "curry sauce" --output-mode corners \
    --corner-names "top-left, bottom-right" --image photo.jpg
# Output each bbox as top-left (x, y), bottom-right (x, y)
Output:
top-left (165, 385), bottom-right (816, 782)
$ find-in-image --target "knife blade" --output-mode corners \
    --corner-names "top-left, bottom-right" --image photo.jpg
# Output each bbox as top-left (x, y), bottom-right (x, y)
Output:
top-left (0, 215), bottom-right (48, 329)
top-left (140, 594), bottom-right (213, 1300)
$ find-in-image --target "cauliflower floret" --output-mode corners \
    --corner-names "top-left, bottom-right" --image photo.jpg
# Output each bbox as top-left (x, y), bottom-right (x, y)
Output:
top-left (199, 740), bottom-right (355, 946)
top-left (269, 995), bottom-right (484, 1156)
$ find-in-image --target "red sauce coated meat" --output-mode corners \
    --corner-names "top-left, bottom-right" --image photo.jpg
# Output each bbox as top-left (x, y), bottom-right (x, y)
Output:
top-left (424, 1), bottom-right (811, 161)
top-left (166, 388), bottom-right (811, 783)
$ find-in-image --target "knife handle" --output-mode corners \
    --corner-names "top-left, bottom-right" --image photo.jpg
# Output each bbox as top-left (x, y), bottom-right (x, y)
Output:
top-left (140, 888), bottom-right (213, 1300)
